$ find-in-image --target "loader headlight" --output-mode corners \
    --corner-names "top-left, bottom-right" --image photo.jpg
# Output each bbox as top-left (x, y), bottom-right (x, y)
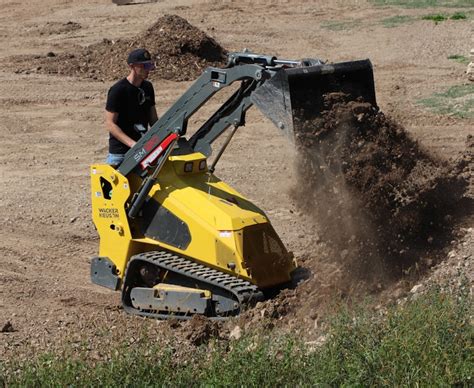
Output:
top-left (199, 160), bottom-right (207, 171)
top-left (184, 162), bottom-right (193, 173)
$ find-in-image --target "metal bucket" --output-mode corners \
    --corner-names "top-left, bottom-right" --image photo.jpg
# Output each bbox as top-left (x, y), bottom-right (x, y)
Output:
top-left (251, 59), bottom-right (377, 141)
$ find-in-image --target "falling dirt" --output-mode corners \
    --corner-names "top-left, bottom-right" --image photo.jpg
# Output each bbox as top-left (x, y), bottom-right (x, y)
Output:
top-left (292, 92), bottom-right (468, 274)
top-left (455, 134), bottom-right (474, 194)
top-left (7, 15), bottom-right (227, 82)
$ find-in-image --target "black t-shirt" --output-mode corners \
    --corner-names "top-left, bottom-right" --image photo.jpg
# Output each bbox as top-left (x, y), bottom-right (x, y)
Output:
top-left (105, 78), bottom-right (156, 154)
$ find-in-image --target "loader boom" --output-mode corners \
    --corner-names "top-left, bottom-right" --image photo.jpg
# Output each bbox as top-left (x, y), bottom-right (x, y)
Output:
top-left (118, 54), bottom-right (271, 176)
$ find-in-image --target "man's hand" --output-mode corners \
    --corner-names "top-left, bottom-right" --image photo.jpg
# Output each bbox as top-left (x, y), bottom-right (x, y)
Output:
top-left (105, 110), bottom-right (137, 148)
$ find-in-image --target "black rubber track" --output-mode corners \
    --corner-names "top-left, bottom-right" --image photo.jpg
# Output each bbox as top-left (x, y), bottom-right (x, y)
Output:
top-left (121, 250), bottom-right (264, 320)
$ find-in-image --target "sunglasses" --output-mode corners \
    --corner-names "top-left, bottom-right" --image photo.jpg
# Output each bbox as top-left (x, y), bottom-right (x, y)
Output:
top-left (132, 62), bottom-right (156, 71)
top-left (142, 62), bottom-right (156, 71)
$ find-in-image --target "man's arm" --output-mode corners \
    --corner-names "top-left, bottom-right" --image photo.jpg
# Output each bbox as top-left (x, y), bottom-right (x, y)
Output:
top-left (149, 106), bottom-right (158, 126)
top-left (105, 111), bottom-right (137, 149)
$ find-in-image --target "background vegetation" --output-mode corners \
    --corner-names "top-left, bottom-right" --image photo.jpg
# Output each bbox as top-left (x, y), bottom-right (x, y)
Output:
top-left (371, 0), bottom-right (474, 8)
top-left (2, 286), bottom-right (472, 387)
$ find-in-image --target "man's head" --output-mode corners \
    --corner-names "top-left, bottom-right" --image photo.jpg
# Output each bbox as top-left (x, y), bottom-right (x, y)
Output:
top-left (127, 48), bottom-right (155, 79)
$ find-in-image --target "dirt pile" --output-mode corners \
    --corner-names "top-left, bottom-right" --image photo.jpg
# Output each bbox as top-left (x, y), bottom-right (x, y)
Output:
top-left (292, 92), bottom-right (468, 275)
top-left (10, 15), bottom-right (227, 82)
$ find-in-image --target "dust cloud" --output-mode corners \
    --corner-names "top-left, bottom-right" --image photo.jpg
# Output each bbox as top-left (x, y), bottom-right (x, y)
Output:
top-left (292, 92), bottom-right (468, 281)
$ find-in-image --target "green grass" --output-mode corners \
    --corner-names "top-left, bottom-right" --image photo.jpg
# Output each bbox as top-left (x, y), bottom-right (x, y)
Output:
top-left (422, 13), bottom-right (449, 21)
top-left (381, 15), bottom-right (416, 27)
top-left (448, 54), bottom-right (470, 64)
top-left (321, 20), bottom-right (361, 31)
top-left (381, 11), bottom-right (467, 28)
top-left (451, 11), bottom-right (468, 18)
top-left (418, 84), bottom-right (474, 118)
top-left (371, 0), bottom-right (474, 8)
top-left (328, 8), bottom-right (470, 31)
top-left (2, 286), bottom-right (472, 387)
top-left (422, 11), bottom-right (468, 22)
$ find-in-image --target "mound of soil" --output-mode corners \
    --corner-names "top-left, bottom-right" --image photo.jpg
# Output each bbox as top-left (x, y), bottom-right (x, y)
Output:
top-left (10, 15), bottom-right (227, 82)
top-left (292, 92), bottom-right (468, 273)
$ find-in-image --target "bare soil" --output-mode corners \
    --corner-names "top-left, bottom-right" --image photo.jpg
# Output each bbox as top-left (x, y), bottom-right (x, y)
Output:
top-left (6, 14), bottom-right (227, 82)
top-left (0, 0), bottom-right (472, 361)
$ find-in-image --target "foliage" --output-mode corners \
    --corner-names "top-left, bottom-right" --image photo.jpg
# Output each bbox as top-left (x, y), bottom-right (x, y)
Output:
top-left (381, 15), bottom-right (416, 27)
top-left (421, 12), bottom-right (468, 22)
top-left (313, 284), bottom-right (473, 385)
top-left (3, 287), bottom-right (472, 387)
top-left (321, 20), bottom-right (361, 31)
top-left (450, 11), bottom-right (468, 19)
top-left (422, 13), bottom-right (449, 21)
top-left (380, 11), bottom-right (468, 28)
top-left (418, 84), bottom-right (474, 118)
top-left (371, 0), bottom-right (474, 8)
top-left (448, 54), bottom-right (470, 64)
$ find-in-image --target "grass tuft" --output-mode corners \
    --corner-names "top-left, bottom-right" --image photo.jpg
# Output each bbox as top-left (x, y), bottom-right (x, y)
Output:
top-left (450, 11), bottom-right (468, 19)
top-left (448, 54), bottom-right (470, 65)
top-left (422, 13), bottom-right (448, 21)
top-left (321, 20), bottom-right (361, 31)
top-left (418, 84), bottom-right (474, 118)
top-left (421, 12), bottom-right (469, 22)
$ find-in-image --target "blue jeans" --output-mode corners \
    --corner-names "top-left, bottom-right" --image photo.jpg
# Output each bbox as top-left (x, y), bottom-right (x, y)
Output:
top-left (106, 153), bottom-right (125, 166)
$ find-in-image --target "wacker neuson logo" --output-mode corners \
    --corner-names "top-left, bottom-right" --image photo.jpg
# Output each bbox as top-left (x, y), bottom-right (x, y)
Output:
top-left (98, 208), bottom-right (119, 218)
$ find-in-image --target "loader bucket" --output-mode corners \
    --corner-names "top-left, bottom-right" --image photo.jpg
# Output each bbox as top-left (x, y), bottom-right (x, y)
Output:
top-left (251, 59), bottom-right (376, 141)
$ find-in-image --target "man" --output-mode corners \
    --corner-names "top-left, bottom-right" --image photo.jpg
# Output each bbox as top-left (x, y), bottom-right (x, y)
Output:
top-left (105, 48), bottom-right (159, 166)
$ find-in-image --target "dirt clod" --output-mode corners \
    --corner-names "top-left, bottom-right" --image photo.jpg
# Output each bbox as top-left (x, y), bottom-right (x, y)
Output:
top-left (1, 321), bottom-right (15, 333)
top-left (184, 315), bottom-right (220, 346)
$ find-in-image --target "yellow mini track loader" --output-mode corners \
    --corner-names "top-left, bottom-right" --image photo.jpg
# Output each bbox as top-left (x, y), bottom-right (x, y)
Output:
top-left (90, 52), bottom-right (376, 319)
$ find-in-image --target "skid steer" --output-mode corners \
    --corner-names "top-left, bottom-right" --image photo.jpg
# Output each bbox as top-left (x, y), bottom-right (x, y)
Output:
top-left (90, 52), bottom-right (376, 319)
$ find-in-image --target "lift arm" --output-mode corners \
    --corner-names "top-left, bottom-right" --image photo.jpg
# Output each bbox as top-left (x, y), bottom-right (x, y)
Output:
top-left (117, 54), bottom-right (275, 177)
